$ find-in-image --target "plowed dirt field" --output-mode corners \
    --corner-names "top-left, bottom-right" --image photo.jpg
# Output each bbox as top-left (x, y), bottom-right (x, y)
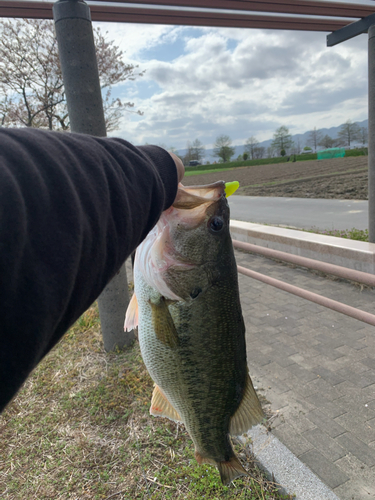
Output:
top-left (183, 156), bottom-right (368, 199)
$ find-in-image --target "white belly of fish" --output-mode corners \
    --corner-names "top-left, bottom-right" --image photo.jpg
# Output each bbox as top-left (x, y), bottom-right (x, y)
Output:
top-left (134, 269), bottom-right (191, 425)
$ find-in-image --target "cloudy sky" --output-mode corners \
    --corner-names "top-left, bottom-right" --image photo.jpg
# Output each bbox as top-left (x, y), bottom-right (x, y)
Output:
top-left (18, 1), bottom-right (373, 152)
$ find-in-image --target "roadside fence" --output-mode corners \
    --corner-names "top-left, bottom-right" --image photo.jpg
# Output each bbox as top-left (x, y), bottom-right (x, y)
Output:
top-left (233, 239), bottom-right (375, 328)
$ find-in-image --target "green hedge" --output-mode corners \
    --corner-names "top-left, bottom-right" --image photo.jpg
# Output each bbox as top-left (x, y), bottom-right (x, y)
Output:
top-left (345, 148), bottom-right (368, 157)
top-left (186, 148), bottom-right (368, 173)
top-left (187, 153), bottom-right (315, 172)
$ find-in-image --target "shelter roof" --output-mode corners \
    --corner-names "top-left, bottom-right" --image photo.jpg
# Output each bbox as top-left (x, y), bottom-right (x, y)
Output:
top-left (0, 0), bottom-right (374, 32)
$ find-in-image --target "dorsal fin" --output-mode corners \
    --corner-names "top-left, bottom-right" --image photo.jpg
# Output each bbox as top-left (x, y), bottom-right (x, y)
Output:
top-left (124, 293), bottom-right (138, 331)
top-left (150, 385), bottom-right (182, 423)
top-left (229, 373), bottom-right (265, 436)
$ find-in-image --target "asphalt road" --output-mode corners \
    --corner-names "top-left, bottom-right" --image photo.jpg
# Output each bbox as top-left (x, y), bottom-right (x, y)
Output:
top-left (228, 196), bottom-right (368, 231)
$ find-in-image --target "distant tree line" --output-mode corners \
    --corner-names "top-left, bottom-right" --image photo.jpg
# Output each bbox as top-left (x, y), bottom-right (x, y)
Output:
top-left (306, 120), bottom-right (367, 152)
top-left (173, 119), bottom-right (367, 166)
top-left (246, 120), bottom-right (367, 160)
top-left (268, 121), bottom-right (367, 158)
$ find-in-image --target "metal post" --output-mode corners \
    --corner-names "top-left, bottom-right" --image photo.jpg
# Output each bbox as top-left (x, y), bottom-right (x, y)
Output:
top-left (53, 0), bottom-right (134, 350)
top-left (369, 25), bottom-right (375, 243)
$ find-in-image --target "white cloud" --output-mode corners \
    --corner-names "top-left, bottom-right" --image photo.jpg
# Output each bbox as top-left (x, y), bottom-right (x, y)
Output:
top-left (92, 22), bottom-right (368, 150)
top-left (5, 1), bottom-right (370, 152)
top-left (95, 21), bottom-right (183, 60)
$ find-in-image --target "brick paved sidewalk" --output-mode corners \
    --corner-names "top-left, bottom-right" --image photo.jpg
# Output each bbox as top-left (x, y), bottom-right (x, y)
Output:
top-left (235, 250), bottom-right (375, 500)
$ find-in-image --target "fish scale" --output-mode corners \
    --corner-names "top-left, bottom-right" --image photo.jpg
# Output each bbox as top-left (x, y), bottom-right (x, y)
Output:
top-left (137, 274), bottom-right (242, 462)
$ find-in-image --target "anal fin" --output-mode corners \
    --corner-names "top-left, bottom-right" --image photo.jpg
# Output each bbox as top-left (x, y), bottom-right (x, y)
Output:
top-left (124, 293), bottom-right (138, 331)
top-left (229, 372), bottom-right (265, 436)
top-left (150, 384), bottom-right (182, 423)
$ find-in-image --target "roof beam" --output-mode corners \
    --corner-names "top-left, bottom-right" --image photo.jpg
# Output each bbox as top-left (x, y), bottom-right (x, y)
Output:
top-left (0, 1), bottom-right (350, 32)
top-left (327, 12), bottom-right (375, 46)
top-left (88, 7), bottom-right (349, 31)
top-left (1, 0), bottom-right (374, 25)
top-left (0, 1), bottom-right (53, 19)
top-left (88, 0), bottom-right (375, 20)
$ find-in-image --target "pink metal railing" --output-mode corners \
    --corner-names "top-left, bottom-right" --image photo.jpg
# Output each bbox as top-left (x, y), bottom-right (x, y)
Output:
top-left (232, 239), bottom-right (375, 287)
top-left (233, 240), bottom-right (375, 327)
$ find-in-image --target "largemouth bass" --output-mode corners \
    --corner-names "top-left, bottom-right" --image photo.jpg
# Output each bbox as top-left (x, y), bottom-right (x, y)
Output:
top-left (125, 181), bottom-right (264, 485)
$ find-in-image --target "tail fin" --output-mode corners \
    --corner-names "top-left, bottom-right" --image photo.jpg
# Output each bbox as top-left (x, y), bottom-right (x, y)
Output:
top-left (217, 455), bottom-right (248, 486)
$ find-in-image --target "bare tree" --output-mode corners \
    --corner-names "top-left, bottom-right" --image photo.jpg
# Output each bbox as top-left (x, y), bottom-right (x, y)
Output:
top-left (190, 139), bottom-right (205, 162)
top-left (253, 146), bottom-right (265, 159)
top-left (290, 144), bottom-right (299, 155)
top-left (213, 135), bottom-right (235, 162)
top-left (0, 19), bottom-right (143, 132)
top-left (295, 137), bottom-right (301, 155)
top-left (319, 134), bottom-right (335, 149)
top-left (182, 142), bottom-right (192, 165)
top-left (307, 127), bottom-right (323, 152)
top-left (337, 120), bottom-right (360, 148)
top-left (359, 126), bottom-right (368, 147)
top-left (0, 95), bottom-right (13, 126)
top-left (244, 136), bottom-right (259, 159)
top-left (183, 139), bottom-right (205, 164)
top-left (168, 146), bottom-right (179, 156)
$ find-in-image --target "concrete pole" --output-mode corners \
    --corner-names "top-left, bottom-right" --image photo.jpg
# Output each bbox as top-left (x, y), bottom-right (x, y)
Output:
top-left (53, 0), bottom-right (134, 350)
top-left (369, 25), bottom-right (375, 243)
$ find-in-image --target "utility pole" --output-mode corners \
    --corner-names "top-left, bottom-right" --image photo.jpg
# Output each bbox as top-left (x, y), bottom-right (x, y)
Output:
top-left (328, 13), bottom-right (375, 243)
top-left (53, 0), bottom-right (134, 350)
top-left (368, 26), bottom-right (375, 243)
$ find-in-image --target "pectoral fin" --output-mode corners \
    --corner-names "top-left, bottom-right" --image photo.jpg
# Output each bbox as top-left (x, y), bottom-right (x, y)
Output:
top-left (229, 373), bottom-right (265, 436)
top-left (124, 293), bottom-right (138, 331)
top-left (150, 384), bottom-right (182, 423)
top-left (149, 297), bottom-right (179, 348)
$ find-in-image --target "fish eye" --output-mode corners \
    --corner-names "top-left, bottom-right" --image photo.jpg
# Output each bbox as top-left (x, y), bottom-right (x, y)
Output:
top-left (190, 288), bottom-right (202, 299)
top-left (208, 216), bottom-right (224, 233)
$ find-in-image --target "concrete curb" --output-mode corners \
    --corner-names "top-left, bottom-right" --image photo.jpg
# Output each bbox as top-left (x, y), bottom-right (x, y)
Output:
top-left (230, 220), bottom-right (375, 274)
top-left (241, 425), bottom-right (340, 500)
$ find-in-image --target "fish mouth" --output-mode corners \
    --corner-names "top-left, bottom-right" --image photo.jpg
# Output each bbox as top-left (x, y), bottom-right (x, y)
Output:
top-left (172, 181), bottom-right (225, 210)
top-left (170, 181), bottom-right (229, 232)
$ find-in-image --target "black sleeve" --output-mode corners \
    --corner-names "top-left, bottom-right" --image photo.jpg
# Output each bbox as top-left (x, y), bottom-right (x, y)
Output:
top-left (0, 128), bottom-right (178, 412)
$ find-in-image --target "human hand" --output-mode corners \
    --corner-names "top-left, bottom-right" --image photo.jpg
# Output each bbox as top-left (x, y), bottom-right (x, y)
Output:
top-left (169, 152), bottom-right (185, 185)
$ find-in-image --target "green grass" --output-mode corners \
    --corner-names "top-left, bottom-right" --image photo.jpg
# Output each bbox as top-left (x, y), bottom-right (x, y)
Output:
top-left (185, 167), bottom-right (236, 176)
top-left (0, 303), bottom-right (293, 500)
top-left (269, 224), bottom-right (369, 242)
top-left (305, 227), bottom-right (369, 242)
top-left (186, 155), bottom-right (314, 174)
